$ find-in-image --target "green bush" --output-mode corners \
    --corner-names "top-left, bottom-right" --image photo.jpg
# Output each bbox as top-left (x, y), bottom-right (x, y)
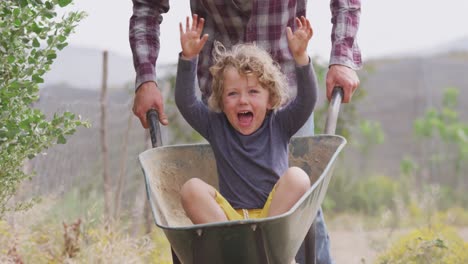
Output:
top-left (377, 224), bottom-right (468, 264)
top-left (0, 0), bottom-right (87, 217)
top-left (352, 175), bottom-right (398, 215)
top-left (325, 174), bottom-right (399, 216)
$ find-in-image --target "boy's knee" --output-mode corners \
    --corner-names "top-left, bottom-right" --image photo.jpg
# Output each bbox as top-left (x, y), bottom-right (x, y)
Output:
top-left (180, 178), bottom-right (203, 202)
top-left (284, 167), bottom-right (310, 191)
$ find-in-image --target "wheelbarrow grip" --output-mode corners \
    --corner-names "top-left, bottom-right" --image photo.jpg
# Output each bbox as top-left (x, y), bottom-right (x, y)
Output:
top-left (324, 86), bottom-right (343, 135)
top-left (147, 109), bottom-right (163, 148)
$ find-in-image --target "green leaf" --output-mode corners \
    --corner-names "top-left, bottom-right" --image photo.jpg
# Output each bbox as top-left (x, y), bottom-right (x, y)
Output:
top-left (46, 52), bottom-right (57, 60)
top-left (32, 74), bottom-right (44, 83)
top-left (57, 35), bottom-right (66, 42)
top-left (58, 0), bottom-right (72, 8)
top-left (32, 23), bottom-right (42, 34)
top-left (45, 1), bottom-right (53, 9)
top-left (9, 81), bottom-right (20, 89)
top-left (14, 18), bottom-right (21, 27)
top-left (32, 38), bottom-right (40, 47)
top-left (57, 134), bottom-right (66, 144)
top-left (3, 8), bottom-right (12, 15)
top-left (7, 55), bottom-right (15, 63)
top-left (19, 0), bottom-right (28, 8)
top-left (44, 10), bottom-right (56, 19)
top-left (57, 42), bottom-right (68, 50)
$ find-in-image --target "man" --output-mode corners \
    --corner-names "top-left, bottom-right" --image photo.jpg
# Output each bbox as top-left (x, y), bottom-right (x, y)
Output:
top-left (129, 1), bottom-right (361, 263)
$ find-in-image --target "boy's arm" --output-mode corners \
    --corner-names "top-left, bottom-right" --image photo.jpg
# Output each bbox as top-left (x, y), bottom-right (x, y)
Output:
top-left (175, 15), bottom-right (211, 138)
top-left (175, 57), bottom-right (211, 138)
top-left (278, 17), bottom-right (317, 136)
top-left (277, 62), bottom-right (318, 137)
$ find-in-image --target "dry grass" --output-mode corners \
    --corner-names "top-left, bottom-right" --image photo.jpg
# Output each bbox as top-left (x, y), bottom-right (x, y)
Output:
top-left (0, 197), bottom-right (172, 264)
top-left (1, 197), bottom-right (467, 264)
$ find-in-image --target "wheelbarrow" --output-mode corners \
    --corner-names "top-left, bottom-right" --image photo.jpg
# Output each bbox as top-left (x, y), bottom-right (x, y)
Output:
top-left (139, 88), bottom-right (346, 264)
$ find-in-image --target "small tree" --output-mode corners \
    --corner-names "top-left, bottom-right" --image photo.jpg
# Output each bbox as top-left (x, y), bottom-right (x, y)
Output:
top-left (413, 88), bottom-right (467, 194)
top-left (0, 0), bottom-right (87, 217)
top-left (353, 119), bottom-right (385, 174)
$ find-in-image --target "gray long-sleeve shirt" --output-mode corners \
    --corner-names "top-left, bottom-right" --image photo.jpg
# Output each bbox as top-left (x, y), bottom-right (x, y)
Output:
top-left (175, 57), bottom-right (318, 209)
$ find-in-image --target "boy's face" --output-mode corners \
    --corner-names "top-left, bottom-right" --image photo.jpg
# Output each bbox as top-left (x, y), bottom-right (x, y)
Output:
top-left (221, 67), bottom-right (272, 135)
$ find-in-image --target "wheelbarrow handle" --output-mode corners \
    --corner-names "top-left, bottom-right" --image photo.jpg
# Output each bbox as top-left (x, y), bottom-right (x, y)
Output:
top-left (324, 86), bottom-right (343, 135)
top-left (147, 109), bottom-right (163, 148)
top-left (304, 87), bottom-right (343, 264)
top-left (146, 109), bottom-right (181, 264)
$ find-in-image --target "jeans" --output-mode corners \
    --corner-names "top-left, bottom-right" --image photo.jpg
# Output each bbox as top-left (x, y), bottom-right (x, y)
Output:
top-left (293, 113), bottom-right (334, 264)
top-left (295, 208), bottom-right (334, 264)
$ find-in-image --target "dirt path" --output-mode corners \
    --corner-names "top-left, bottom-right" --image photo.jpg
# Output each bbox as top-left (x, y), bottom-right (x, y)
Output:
top-left (329, 228), bottom-right (468, 264)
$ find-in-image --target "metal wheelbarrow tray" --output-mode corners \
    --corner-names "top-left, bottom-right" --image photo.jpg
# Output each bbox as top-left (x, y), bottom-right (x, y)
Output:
top-left (139, 89), bottom-right (346, 264)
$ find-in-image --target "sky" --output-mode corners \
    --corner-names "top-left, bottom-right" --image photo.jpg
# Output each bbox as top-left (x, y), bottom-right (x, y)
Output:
top-left (62, 0), bottom-right (468, 64)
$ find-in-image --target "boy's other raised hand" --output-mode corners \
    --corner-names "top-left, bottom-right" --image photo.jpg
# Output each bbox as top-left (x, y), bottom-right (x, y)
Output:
top-left (180, 14), bottom-right (209, 60)
top-left (286, 16), bottom-right (313, 66)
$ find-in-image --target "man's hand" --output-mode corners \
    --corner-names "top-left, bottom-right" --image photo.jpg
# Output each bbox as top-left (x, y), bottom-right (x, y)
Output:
top-left (133, 81), bottom-right (169, 128)
top-left (326, 65), bottom-right (360, 103)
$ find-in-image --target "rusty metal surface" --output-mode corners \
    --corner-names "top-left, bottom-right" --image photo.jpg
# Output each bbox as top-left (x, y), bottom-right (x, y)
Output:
top-left (139, 135), bottom-right (346, 264)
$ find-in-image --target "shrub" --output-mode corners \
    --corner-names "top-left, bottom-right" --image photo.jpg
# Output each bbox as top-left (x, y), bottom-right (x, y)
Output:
top-left (325, 173), bottom-right (399, 216)
top-left (377, 224), bottom-right (468, 264)
top-left (0, 0), bottom-right (88, 217)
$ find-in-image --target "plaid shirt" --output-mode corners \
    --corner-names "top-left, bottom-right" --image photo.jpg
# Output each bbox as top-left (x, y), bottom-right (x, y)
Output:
top-left (130, 0), bottom-right (361, 99)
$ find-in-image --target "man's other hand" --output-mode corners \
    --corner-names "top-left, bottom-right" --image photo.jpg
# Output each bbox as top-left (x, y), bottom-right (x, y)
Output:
top-left (133, 81), bottom-right (169, 128)
top-left (326, 65), bottom-right (360, 103)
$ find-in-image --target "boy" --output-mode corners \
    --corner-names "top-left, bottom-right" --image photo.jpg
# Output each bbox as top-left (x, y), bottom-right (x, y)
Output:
top-left (175, 15), bottom-right (318, 224)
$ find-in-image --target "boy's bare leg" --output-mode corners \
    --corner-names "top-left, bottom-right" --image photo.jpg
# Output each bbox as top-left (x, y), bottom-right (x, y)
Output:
top-left (180, 178), bottom-right (227, 224)
top-left (268, 167), bottom-right (310, 217)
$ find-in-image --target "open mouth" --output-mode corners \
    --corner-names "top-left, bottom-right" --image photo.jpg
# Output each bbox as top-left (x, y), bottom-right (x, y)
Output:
top-left (237, 111), bottom-right (253, 126)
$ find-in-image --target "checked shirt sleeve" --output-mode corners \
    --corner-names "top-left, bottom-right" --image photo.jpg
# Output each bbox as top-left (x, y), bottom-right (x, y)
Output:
top-left (330, 0), bottom-right (362, 70)
top-left (129, 0), bottom-right (169, 90)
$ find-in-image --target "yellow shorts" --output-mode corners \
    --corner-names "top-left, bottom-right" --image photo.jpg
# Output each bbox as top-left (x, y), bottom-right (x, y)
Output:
top-left (214, 187), bottom-right (276, 220)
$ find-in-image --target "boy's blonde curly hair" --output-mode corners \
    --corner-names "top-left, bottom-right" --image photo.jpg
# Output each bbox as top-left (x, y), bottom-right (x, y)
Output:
top-left (208, 42), bottom-right (289, 112)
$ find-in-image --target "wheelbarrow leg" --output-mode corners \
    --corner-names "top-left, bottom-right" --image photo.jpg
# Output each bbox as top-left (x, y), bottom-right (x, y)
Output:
top-left (300, 208), bottom-right (333, 264)
top-left (304, 221), bottom-right (316, 264)
top-left (171, 248), bottom-right (181, 264)
top-left (294, 218), bottom-right (315, 264)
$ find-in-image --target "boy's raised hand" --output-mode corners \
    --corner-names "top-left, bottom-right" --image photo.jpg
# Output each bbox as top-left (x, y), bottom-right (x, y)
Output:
top-left (286, 16), bottom-right (313, 66)
top-left (180, 14), bottom-right (209, 60)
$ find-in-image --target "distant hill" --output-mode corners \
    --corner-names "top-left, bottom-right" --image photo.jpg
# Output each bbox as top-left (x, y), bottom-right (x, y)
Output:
top-left (377, 35), bottom-right (468, 59)
top-left (41, 36), bottom-right (468, 90)
top-left (41, 45), bottom-right (177, 90)
top-left (429, 36), bottom-right (468, 55)
top-left (41, 46), bottom-right (134, 90)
